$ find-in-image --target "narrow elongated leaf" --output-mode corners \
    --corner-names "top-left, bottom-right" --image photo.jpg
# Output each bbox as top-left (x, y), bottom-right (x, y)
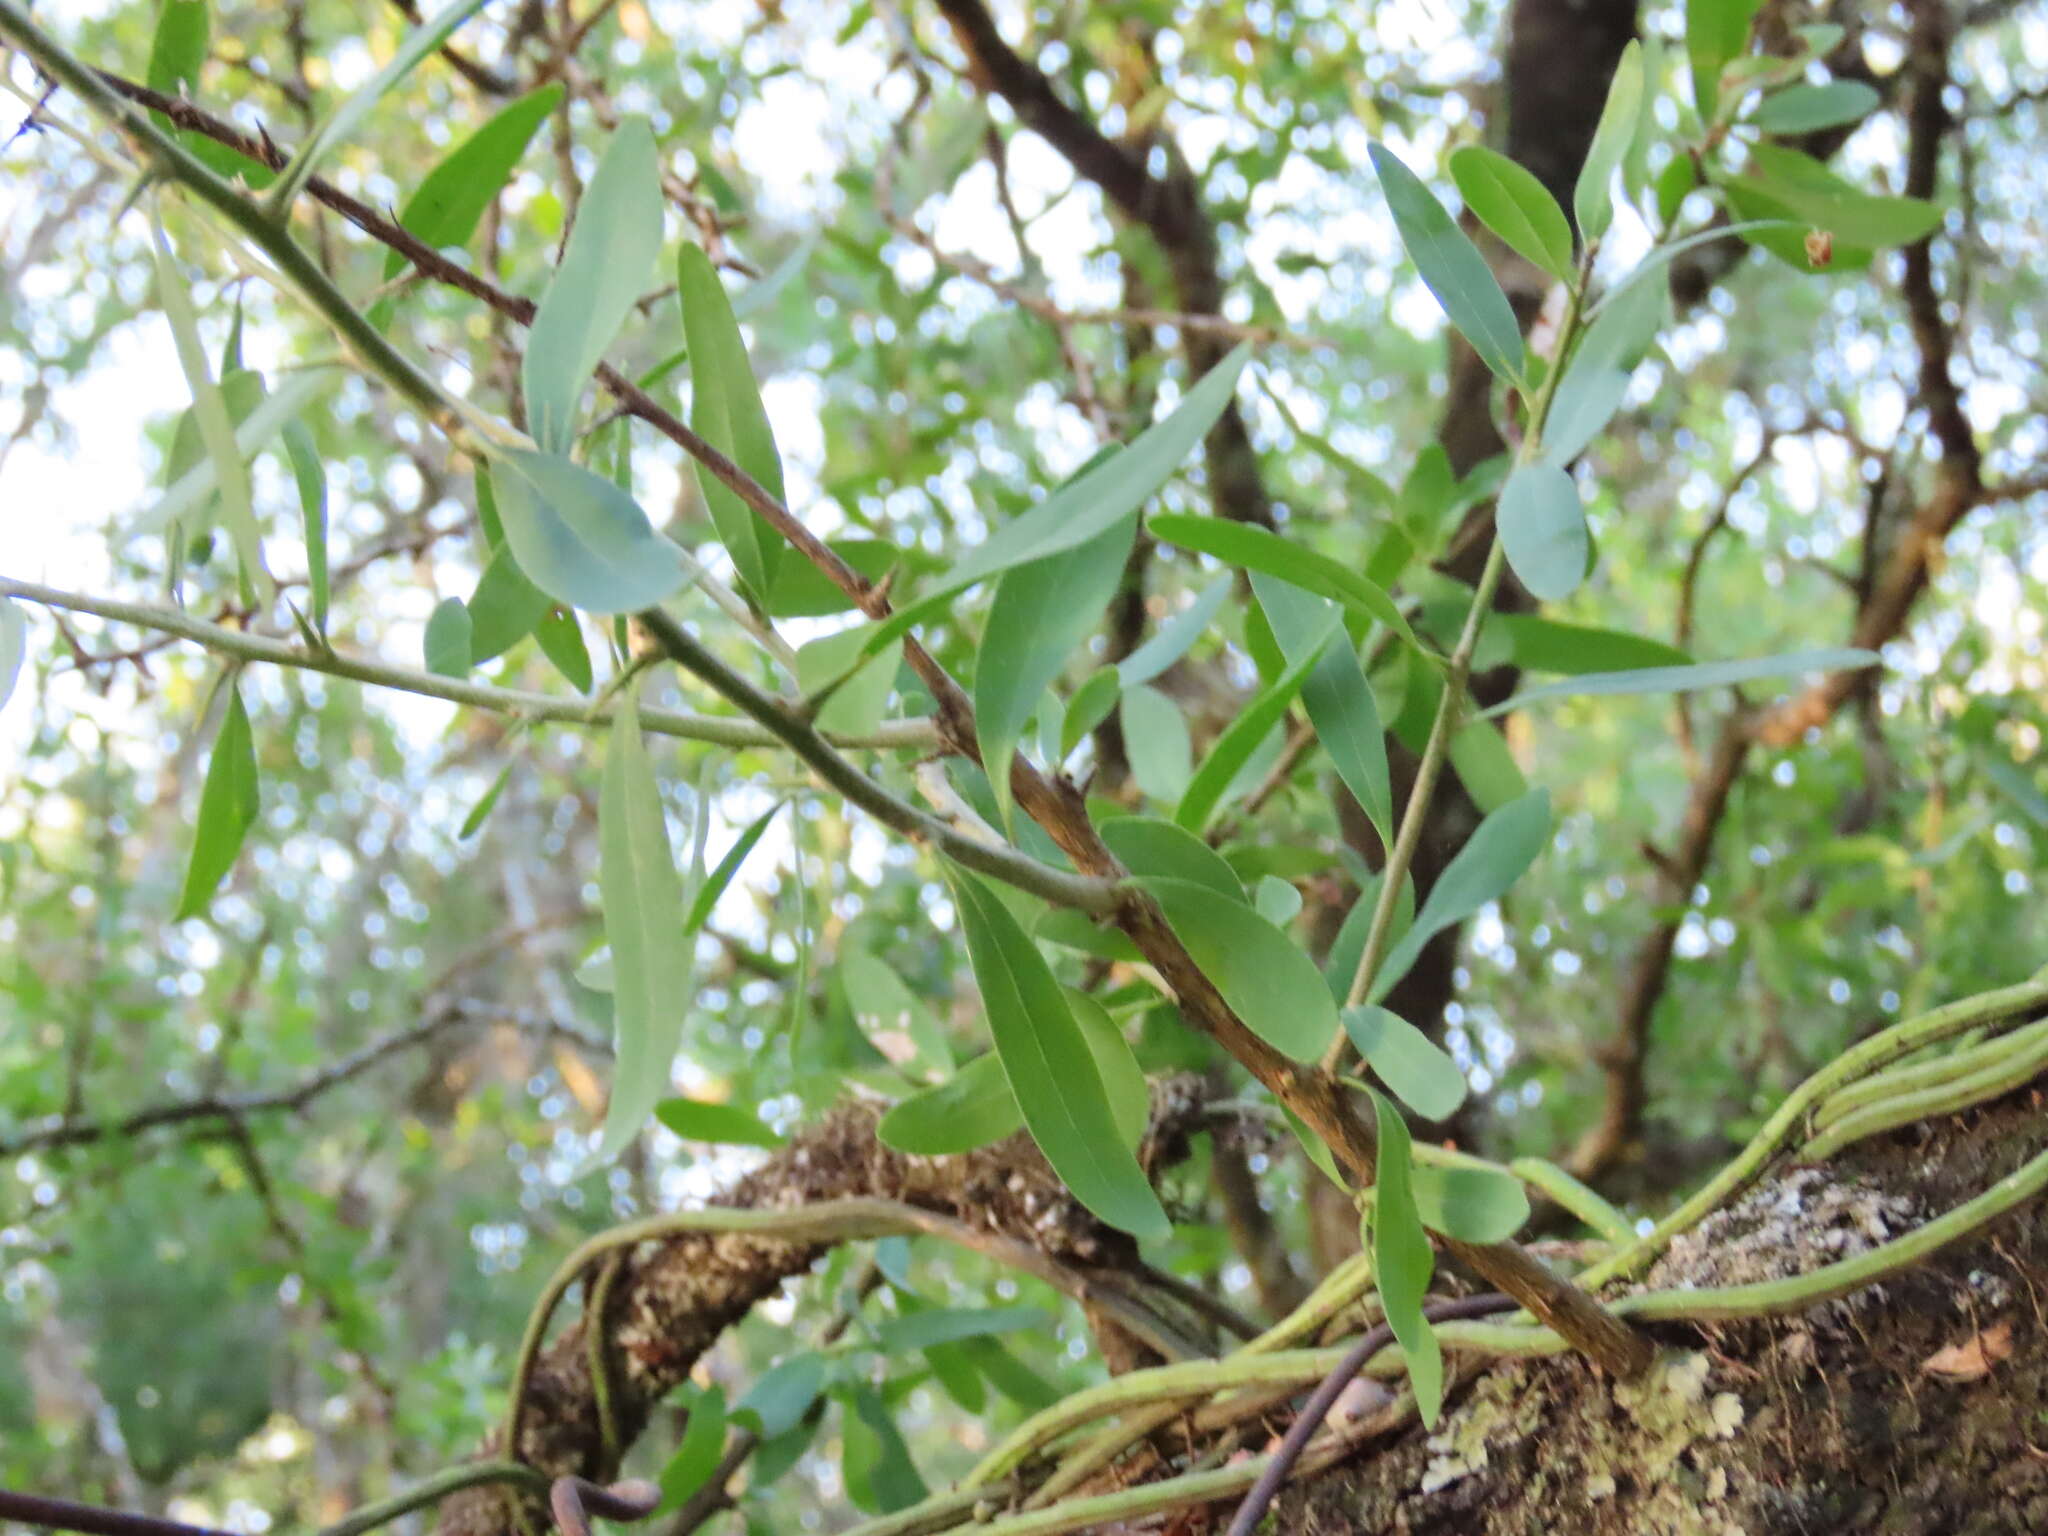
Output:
top-left (1372, 789), bottom-right (1550, 1003)
top-left (269, 0), bottom-right (493, 212)
top-left (488, 447), bottom-right (687, 613)
top-left (1449, 145), bottom-right (1574, 284)
top-left (876, 1053), bottom-right (1023, 1155)
top-left (842, 1385), bottom-right (927, 1515)
top-left (1116, 574), bottom-right (1232, 686)
top-left (874, 1306), bottom-right (1051, 1354)
top-left (1410, 1163), bottom-right (1530, 1243)
top-left (1575, 40), bottom-right (1644, 241)
top-left (281, 421), bottom-right (328, 634)
top-left (1448, 719), bottom-right (1528, 813)
top-left (1060, 670), bottom-right (1122, 759)
top-left (459, 758), bottom-right (516, 840)
top-left (423, 596), bottom-right (472, 676)
top-left (678, 242), bottom-right (787, 600)
top-left (978, 515), bottom-right (1138, 829)
top-left (1121, 684), bottom-right (1192, 805)
top-left (923, 1341), bottom-right (987, 1413)
top-left (1482, 646), bottom-right (1881, 718)
top-left (381, 85), bottom-right (564, 283)
top-left (176, 683), bottom-right (260, 918)
top-left (1541, 270), bottom-right (1667, 469)
top-left (535, 608), bottom-right (593, 690)
top-left (949, 867), bottom-right (1169, 1240)
top-left (659, 1385), bottom-right (728, 1508)
top-left (150, 215), bottom-right (269, 601)
top-left (1498, 615), bottom-right (1690, 673)
top-left (1100, 816), bottom-right (1245, 903)
top-left (136, 370), bottom-right (338, 539)
top-left (655, 1097), bottom-right (786, 1149)
top-left (1687, 0), bottom-right (1762, 117)
top-left (1323, 872), bottom-right (1415, 1003)
top-left (1370, 144), bottom-right (1524, 385)
top-left (1751, 80), bottom-right (1880, 134)
top-left (1174, 605), bottom-right (1338, 831)
top-left (1255, 574), bottom-right (1392, 842)
top-left (842, 947), bottom-right (951, 1077)
top-left (523, 118), bottom-right (664, 452)
top-left (1343, 1005), bottom-right (1467, 1120)
top-left (684, 803), bottom-right (781, 936)
top-left (1731, 144), bottom-right (1943, 248)
top-left (0, 598), bottom-right (23, 711)
top-left (1367, 1088), bottom-right (1443, 1425)
top-left (1137, 877), bottom-right (1339, 1062)
top-left (146, 0), bottom-right (270, 183)
top-left (1148, 514), bottom-right (1418, 651)
top-left (1496, 463), bottom-right (1588, 603)
top-left (734, 1355), bottom-right (827, 1439)
top-left (594, 693), bottom-right (695, 1162)
top-left (1065, 989), bottom-right (1149, 1151)
top-left (466, 546), bottom-right (553, 664)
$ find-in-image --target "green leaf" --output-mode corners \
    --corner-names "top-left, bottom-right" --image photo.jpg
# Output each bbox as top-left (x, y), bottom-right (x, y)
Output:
top-left (684, 803), bottom-right (781, 936)
top-left (734, 1354), bottom-right (827, 1439)
top-left (380, 85), bottom-right (564, 283)
top-left (1060, 669), bottom-right (1123, 760)
top-left (522, 117), bottom-right (664, 453)
top-left (487, 447), bottom-right (687, 614)
top-left (876, 1053), bottom-right (1023, 1155)
top-left (459, 758), bottom-right (516, 840)
top-left (535, 608), bottom-right (593, 691)
top-left (1497, 617), bottom-right (1690, 674)
top-left (1065, 988), bottom-right (1149, 1150)
top-left (1116, 574), bottom-right (1233, 686)
top-left (281, 422), bottom-right (328, 635)
top-left (175, 683), bottom-right (260, 919)
top-left (1365, 1089), bottom-right (1442, 1423)
top-left (146, 0), bottom-right (271, 183)
top-left (1734, 144), bottom-right (1945, 249)
top-left (1542, 269), bottom-right (1667, 468)
top-left (1255, 574), bottom-right (1392, 843)
top-left (1148, 514), bottom-right (1418, 651)
top-left (1121, 684), bottom-right (1193, 806)
top-left (150, 215), bottom-right (269, 602)
top-left (423, 597), bottom-right (473, 677)
top-left (1035, 908), bottom-right (1143, 963)
top-left (0, 598), bottom-right (23, 712)
top-left (796, 627), bottom-right (903, 737)
top-left (948, 866), bottom-right (1169, 1241)
top-left (1323, 872), bottom-right (1415, 1003)
top-left (268, 0), bottom-right (494, 213)
top-left (977, 515), bottom-right (1138, 829)
top-left (655, 1097), bottom-right (787, 1149)
top-left (1984, 756), bottom-right (2048, 828)
top-left (764, 538), bottom-right (904, 617)
top-left (1283, 1104), bottom-right (1347, 1191)
top-left (1343, 1005), bottom-right (1467, 1120)
top-left (1687, 0), bottom-right (1762, 117)
top-left (593, 692), bottom-right (696, 1162)
top-left (872, 1306), bottom-right (1053, 1354)
top-left (137, 370), bottom-right (337, 541)
top-left (1575, 40), bottom-right (1644, 241)
top-left (841, 946), bottom-right (952, 1077)
top-left (1372, 789), bottom-right (1550, 1004)
top-left (1482, 647), bottom-right (1881, 718)
top-left (1137, 877), bottom-right (1339, 1062)
top-left (1410, 1163), bottom-right (1530, 1243)
top-left (841, 1385), bottom-right (927, 1515)
top-left (1449, 145), bottom-right (1575, 284)
top-left (1254, 875), bottom-right (1303, 927)
top-left (1496, 463), bottom-right (1588, 603)
top-left (678, 241), bottom-right (788, 601)
top-left (658, 1385), bottom-right (727, 1508)
top-left (923, 1341), bottom-right (987, 1414)
top-left (1448, 719), bottom-right (1528, 814)
top-left (1370, 144), bottom-right (1524, 385)
top-left (1099, 816), bottom-right (1245, 903)
top-left (464, 548), bottom-right (551, 663)
top-left (1174, 603), bottom-right (1338, 832)
top-left (1750, 79), bottom-right (1880, 134)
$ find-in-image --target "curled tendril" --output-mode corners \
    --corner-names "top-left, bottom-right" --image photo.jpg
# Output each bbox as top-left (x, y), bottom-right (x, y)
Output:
top-left (547, 1478), bottom-right (662, 1536)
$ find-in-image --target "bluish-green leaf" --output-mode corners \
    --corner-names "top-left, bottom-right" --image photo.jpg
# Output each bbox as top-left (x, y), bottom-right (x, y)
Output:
top-left (1366, 1088), bottom-right (1443, 1425)
top-left (1324, 872), bottom-right (1415, 1003)
top-left (876, 1053), bottom-right (1023, 1155)
top-left (1410, 1162), bottom-right (1531, 1243)
top-left (1137, 877), bottom-right (1339, 1062)
top-left (873, 1306), bottom-right (1053, 1354)
top-left (658, 1385), bottom-right (728, 1508)
top-left (1449, 145), bottom-right (1575, 284)
top-left (1576, 40), bottom-right (1644, 241)
top-left (281, 421), bottom-right (328, 634)
top-left (841, 1385), bottom-right (927, 1515)
top-left (655, 1097), bottom-right (786, 1149)
top-left (1482, 646), bottom-right (1881, 718)
top-left (1496, 617), bottom-right (1690, 675)
top-left (1542, 269), bottom-right (1667, 468)
top-left (1149, 514), bottom-right (1419, 652)
top-left (735, 1354), bottom-right (827, 1439)
top-left (175, 682), bottom-right (260, 919)
top-left (1370, 144), bottom-right (1525, 384)
top-left (1100, 816), bottom-right (1246, 903)
top-left (1116, 574), bottom-right (1233, 686)
top-left (1750, 80), bottom-right (1880, 135)
top-left (523, 117), bottom-right (664, 452)
top-left (1174, 603), bottom-right (1339, 832)
top-left (423, 596), bottom-right (472, 677)
top-left (1255, 574), bottom-right (1392, 843)
top-left (487, 447), bottom-right (687, 614)
top-left (1255, 875), bottom-right (1303, 927)
top-left (949, 867), bottom-right (1169, 1241)
top-left (593, 692), bottom-right (696, 1162)
top-left (796, 627), bottom-right (903, 737)
top-left (381, 85), bottom-right (564, 283)
top-left (678, 241), bottom-right (788, 601)
top-left (1344, 1005), bottom-right (1467, 1120)
top-left (1496, 462), bottom-right (1588, 603)
top-left (0, 598), bottom-right (23, 712)
top-left (1121, 684), bottom-right (1193, 805)
top-left (842, 946), bottom-right (952, 1078)
top-left (978, 515), bottom-right (1138, 829)
top-left (1373, 789), bottom-right (1550, 1004)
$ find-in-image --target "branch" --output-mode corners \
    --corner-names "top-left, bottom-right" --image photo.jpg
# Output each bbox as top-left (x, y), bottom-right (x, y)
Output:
top-left (0, 576), bottom-right (938, 752)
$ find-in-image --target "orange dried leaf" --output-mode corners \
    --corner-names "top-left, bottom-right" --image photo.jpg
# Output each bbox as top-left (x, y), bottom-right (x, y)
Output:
top-left (1920, 1321), bottom-right (2013, 1381)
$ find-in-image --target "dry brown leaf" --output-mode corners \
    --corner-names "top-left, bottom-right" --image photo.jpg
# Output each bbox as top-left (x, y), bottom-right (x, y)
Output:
top-left (1920, 1320), bottom-right (2013, 1381)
